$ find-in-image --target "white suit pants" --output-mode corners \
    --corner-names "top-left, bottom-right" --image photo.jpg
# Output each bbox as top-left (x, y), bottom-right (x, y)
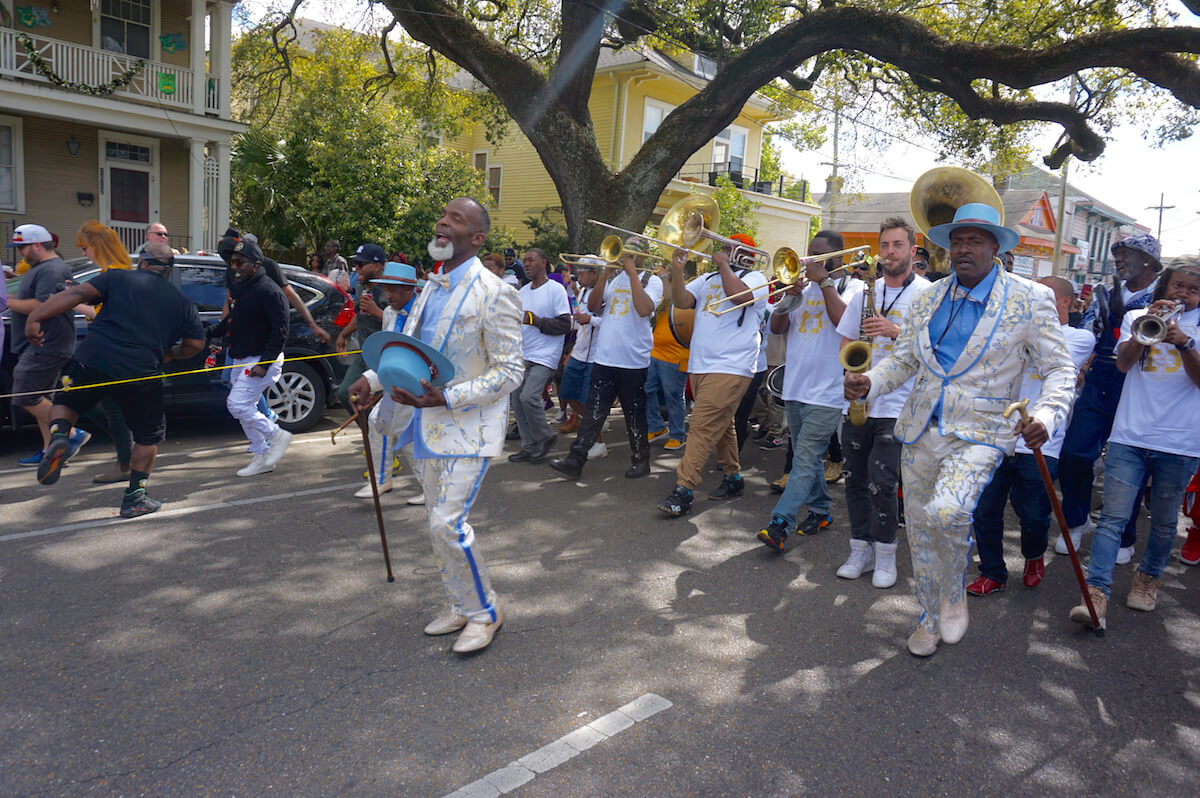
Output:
top-left (901, 430), bottom-right (1003, 633)
top-left (406, 450), bottom-right (498, 623)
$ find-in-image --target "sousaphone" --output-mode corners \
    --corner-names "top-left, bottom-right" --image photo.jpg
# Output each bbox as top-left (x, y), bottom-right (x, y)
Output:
top-left (909, 166), bottom-right (1005, 236)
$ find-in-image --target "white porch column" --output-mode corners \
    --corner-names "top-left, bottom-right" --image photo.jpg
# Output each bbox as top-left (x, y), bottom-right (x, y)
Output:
top-left (215, 139), bottom-right (231, 250)
top-left (188, 138), bottom-right (206, 251)
top-left (190, 0), bottom-right (206, 115)
top-left (212, 1), bottom-right (234, 119)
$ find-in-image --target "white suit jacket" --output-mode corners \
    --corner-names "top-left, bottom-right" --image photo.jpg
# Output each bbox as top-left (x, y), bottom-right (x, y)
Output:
top-left (366, 257), bottom-right (523, 457)
top-left (865, 269), bottom-right (1076, 453)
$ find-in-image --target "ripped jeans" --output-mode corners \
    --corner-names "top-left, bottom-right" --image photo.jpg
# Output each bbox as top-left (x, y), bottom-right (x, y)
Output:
top-left (842, 417), bottom-right (902, 544)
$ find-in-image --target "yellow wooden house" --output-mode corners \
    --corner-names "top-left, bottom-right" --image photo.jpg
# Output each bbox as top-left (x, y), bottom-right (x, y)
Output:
top-left (442, 45), bottom-right (821, 257)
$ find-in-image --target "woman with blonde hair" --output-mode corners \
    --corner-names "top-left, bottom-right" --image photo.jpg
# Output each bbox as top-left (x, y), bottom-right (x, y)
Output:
top-left (73, 220), bottom-right (135, 483)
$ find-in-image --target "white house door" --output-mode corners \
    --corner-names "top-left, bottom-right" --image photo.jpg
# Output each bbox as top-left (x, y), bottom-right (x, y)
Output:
top-left (99, 133), bottom-right (160, 254)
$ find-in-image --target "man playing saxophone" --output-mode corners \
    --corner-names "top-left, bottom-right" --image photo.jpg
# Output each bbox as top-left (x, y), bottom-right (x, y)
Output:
top-left (833, 218), bottom-right (930, 588)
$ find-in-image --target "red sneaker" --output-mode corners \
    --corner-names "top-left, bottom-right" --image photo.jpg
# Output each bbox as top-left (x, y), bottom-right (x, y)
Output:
top-left (1023, 557), bottom-right (1046, 588)
top-left (966, 575), bottom-right (1006, 596)
top-left (1180, 528), bottom-right (1200, 566)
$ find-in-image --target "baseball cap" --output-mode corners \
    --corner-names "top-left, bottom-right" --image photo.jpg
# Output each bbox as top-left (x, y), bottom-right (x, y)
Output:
top-left (353, 243), bottom-right (387, 265)
top-left (12, 224), bottom-right (53, 245)
top-left (575, 254), bottom-right (604, 271)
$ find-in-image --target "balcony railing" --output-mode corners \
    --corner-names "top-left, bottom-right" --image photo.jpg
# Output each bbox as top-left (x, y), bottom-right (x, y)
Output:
top-left (675, 161), bottom-right (810, 201)
top-left (0, 29), bottom-right (215, 114)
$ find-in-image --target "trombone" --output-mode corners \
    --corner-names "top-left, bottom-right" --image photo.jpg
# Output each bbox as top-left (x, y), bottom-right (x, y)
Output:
top-left (587, 219), bottom-right (711, 263)
top-left (705, 245), bottom-right (871, 314)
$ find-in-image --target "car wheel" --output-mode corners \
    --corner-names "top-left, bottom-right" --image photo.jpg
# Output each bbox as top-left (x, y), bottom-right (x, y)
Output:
top-left (265, 362), bottom-right (326, 432)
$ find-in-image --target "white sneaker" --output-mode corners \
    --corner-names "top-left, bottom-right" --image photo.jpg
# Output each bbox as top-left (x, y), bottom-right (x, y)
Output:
top-left (355, 479), bottom-right (393, 498)
top-left (263, 427), bottom-right (293, 466)
top-left (237, 453), bottom-right (275, 477)
top-left (836, 540), bottom-right (875, 579)
top-left (872, 542), bottom-right (899, 588)
top-left (1116, 545), bottom-right (1135, 565)
top-left (406, 493), bottom-right (426, 505)
top-left (587, 442), bottom-right (608, 460)
top-left (1055, 518), bottom-right (1091, 555)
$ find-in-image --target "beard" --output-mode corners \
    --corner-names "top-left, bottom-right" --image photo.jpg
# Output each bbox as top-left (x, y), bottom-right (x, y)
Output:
top-left (428, 237), bottom-right (454, 261)
top-left (880, 256), bottom-right (911, 278)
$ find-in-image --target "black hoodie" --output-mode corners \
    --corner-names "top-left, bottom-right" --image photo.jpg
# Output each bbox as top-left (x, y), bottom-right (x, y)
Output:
top-left (209, 267), bottom-right (289, 362)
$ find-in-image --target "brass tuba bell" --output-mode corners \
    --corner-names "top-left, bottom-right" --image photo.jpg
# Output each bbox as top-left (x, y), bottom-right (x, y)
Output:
top-left (909, 166), bottom-right (1005, 236)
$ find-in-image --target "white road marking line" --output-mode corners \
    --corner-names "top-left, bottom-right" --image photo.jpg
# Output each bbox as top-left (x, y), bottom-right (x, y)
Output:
top-left (442, 693), bottom-right (672, 797)
top-left (0, 482), bottom-right (366, 543)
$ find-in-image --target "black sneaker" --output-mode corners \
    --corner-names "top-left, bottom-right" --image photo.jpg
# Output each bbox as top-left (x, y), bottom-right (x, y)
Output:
top-left (708, 474), bottom-right (744, 500)
top-left (120, 489), bottom-right (163, 518)
top-left (757, 517), bottom-right (789, 552)
top-left (798, 511), bottom-right (833, 536)
top-left (36, 434), bottom-right (72, 486)
top-left (657, 486), bottom-right (693, 517)
top-left (759, 437), bottom-right (785, 451)
top-left (625, 459), bottom-right (650, 479)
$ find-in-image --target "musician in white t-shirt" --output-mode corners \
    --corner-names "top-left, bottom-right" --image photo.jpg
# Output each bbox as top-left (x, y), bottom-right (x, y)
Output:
top-left (558, 257), bottom-right (603, 440)
top-left (756, 230), bottom-right (861, 553)
top-left (657, 234), bottom-right (770, 517)
top-left (832, 217), bottom-right (931, 588)
top-left (549, 237), bottom-right (664, 480)
top-left (1071, 261), bottom-right (1200, 630)
top-left (509, 249), bottom-right (572, 463)
top-left (969, 276), bottom-right (1094, 595)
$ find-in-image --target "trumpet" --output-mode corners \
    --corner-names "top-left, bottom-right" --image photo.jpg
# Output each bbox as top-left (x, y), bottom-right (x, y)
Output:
top-left (1130, 301), bottom-right (1184, 346)
top-left (586, 220), bottom-right (711, 263)
top-left (707, 247), bottom-right (873, 316)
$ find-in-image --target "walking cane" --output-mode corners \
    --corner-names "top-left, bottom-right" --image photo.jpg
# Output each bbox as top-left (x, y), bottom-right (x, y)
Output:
top-left (1003, 399), bottom-right (1103, 635)
top-left (349, 393), bottom-right (395, 583)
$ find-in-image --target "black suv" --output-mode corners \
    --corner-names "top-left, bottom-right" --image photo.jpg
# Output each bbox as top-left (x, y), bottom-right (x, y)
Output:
top-left (2, 254), bottom-right (354, 432)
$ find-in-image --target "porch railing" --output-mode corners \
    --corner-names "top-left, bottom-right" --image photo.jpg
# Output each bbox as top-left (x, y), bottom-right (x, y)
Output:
top-left (675, 161), bottom-right (810, 201)
top-left (0, 28), bottom-right (210, 114)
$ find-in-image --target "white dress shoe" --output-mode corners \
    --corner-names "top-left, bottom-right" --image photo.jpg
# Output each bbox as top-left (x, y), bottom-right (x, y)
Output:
top-left (406, 493), bottom-right (426, 505)
top-left (355, 479), bottom-right (393, 498)
top-left (907, 627), bottom-right (940, 657)
top-left (237, 453), bottom-right (274, 477)
top-left (424, 613), bottom-right (469, 636)
top-left (264, 427), bottom-right (293, 466)
top-left (939, 599), bottom-right (969, 644)
top-left (452, 607), bottom-right (504, 653)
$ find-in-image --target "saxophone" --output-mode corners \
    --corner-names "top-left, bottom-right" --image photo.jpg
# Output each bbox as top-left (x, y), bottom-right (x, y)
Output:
top-left (840, 271), bottom-right (875, 427)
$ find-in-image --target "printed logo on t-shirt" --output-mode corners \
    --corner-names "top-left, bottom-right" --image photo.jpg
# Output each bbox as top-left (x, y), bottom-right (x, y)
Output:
top-left (794, 301), bottom-right (827, 335)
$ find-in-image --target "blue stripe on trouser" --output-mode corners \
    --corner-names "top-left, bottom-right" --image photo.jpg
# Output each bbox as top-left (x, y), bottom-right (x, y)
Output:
top-left (900, 430), bottom-right (1003, 632)
top-left (410, 453), bottom-right (497, 623)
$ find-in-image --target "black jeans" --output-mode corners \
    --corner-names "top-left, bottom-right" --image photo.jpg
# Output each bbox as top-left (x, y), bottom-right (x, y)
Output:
top-left (973, 454), bottom-right (1058, 582)
top-left (569, 364), bottom-right (649, 465)
top-left (842, 417), bottom-right (902, 544)
top-left (734, 370), bottom-right (766, 453)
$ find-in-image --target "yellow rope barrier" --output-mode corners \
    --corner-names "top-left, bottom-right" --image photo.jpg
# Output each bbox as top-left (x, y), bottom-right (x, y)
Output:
top-left (0, 350), bottom-right (363, 401)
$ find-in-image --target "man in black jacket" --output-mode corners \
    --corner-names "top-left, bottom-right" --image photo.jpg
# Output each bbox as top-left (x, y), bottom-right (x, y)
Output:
top-left (208, 238), bottom-right (293, 477)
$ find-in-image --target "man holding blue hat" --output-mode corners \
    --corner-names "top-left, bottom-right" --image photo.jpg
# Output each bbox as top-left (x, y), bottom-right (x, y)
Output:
top-left (845, 197), bottom-right (1076, 657)
top-left (348, 197), bottom-right (523, 654)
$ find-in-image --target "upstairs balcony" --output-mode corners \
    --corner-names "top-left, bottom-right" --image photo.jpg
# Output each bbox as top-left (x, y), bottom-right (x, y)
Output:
top-left (0, 27), bottom-right (220, 116)
top-left (675, 160), bottom-right (810, 201)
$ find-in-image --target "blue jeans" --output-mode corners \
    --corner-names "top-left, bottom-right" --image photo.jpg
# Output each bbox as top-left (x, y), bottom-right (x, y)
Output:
top-left (644, 357), bottom-right (687, 440)
top-left (771, 402), bottom-right (842, 528)
top-left (972, 454), bottom-right (1058, 583)
top-left (1087, 442), bottom-right (1199, 596)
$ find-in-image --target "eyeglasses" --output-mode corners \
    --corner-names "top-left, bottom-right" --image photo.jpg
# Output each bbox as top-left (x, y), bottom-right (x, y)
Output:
top-left (149, 231), bottom-right (169, 238)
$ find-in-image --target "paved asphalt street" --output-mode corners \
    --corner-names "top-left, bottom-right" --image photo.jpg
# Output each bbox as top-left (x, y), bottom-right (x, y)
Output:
top-left (1, 410), bottom-right (1198, 797)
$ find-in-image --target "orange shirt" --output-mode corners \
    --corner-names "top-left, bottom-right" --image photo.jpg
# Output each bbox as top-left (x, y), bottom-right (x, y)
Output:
top-left (650, 307), bottom-right (689, 371)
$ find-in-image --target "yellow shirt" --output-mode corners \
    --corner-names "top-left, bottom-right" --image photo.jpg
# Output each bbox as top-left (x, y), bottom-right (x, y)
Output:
top-left (650, 307), bottom-right (689, 371)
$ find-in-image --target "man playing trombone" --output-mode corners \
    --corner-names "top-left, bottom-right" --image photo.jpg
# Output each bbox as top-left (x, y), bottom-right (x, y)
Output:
top-left (657, 234), bottom-right (770, 516)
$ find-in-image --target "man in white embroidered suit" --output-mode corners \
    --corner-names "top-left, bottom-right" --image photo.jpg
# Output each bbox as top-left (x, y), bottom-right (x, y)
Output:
top-left (845, 203), bottom-right (1075, 657)
top-left (349, 197), bottom-right (523, 654)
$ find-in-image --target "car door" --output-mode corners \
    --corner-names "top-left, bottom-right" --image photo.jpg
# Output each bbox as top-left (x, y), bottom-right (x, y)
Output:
top-left (166, 262), bottom-right (229, 402)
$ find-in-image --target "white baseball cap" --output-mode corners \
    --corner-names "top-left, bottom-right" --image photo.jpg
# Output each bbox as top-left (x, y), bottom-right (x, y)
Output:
top-left (12, 224), bottom-right (53, 245)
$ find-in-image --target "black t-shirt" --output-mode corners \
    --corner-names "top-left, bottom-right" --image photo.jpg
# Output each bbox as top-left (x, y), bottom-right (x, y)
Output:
top-left (224, 257), bottom-right (289, 291)
top-left (356, 281), bottom-right (386, 340)
top-left (11, 256), bottom-right (76, 356)
top-left (77, 269), bottom-right (204, 377)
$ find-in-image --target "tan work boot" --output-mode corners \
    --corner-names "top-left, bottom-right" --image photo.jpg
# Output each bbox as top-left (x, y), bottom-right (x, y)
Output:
top-left (1126, 571), bottom-right (1159, 612)
top-left (1069, 586), bottom-right (1108, 628)
top-left (824, 460), bottom-right (843, 483)
top-left (770, 473), bottom-right (789, 494)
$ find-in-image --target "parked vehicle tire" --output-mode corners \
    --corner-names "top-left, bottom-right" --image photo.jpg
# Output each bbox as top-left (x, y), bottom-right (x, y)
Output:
top-left (266, 361), bottom-right (326, 432)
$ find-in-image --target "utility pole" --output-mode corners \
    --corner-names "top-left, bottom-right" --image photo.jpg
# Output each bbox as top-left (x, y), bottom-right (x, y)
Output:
top-left (1146, 193), bottom-right (1175, 239)
top-left (825, 106), bottom-right (841, 230)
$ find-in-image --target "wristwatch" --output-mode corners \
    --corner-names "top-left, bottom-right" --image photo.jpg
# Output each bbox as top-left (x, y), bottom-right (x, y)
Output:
top-left (1177, 337), bottom-right (1197, 352)
top-left (819, 277), bottom-right (834, 289)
